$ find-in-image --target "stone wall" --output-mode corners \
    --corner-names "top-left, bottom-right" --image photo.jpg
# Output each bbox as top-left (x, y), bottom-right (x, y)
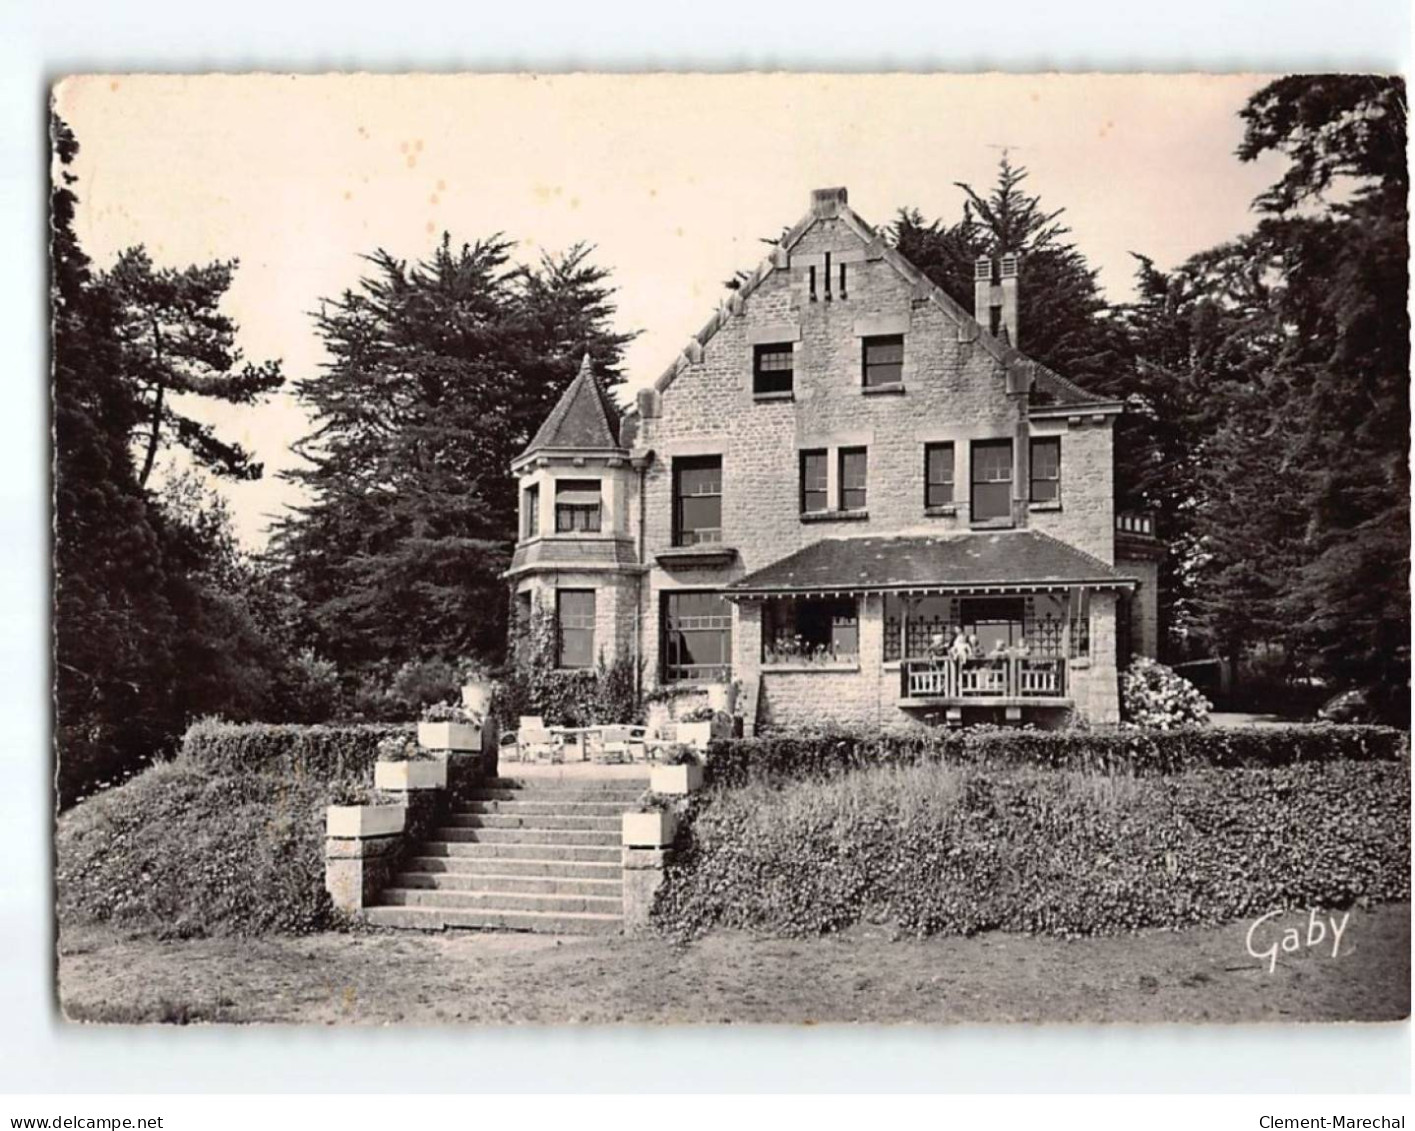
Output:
top-left (1116, 554), bottom-right (1160, 660)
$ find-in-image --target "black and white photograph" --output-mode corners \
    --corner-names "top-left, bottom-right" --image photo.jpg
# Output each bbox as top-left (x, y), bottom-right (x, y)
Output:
top-left (46, 68), bottom-right (1409, 1037)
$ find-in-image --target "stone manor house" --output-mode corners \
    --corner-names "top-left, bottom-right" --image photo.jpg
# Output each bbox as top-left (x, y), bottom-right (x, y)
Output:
top-left (506, 187), bottom-right (1162, 730)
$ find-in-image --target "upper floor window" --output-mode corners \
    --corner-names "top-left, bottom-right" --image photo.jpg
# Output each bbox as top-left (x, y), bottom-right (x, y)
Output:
top-left (839, 447), bottom-right (868, 512)
top-left (924, 442), bottom-right (954, 509)
top-left (1030, 437), bottom-right (1061, 503)
top-left (971, 439), bottom-right (1013, 523)
top-left (554, 479), bottom-right (601, 533)
top-left (862, 334), bottom-right (904, 389)
top-left (800, 449), bottom-right (828, 514)
top-left (673, 456), bottom-right (722, 546)
top-left (753, 342), bottom-right (794, 396)
top-left (522, 484), bottom-right (540, 539)
top-left (556, 589), bottom-right (596, 669)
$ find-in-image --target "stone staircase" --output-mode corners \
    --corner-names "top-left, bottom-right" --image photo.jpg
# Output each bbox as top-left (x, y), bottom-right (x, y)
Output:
top-left (363, 776), bottom-right (647, 935)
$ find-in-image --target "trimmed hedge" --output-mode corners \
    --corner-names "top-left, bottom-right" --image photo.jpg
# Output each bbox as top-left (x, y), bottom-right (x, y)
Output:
top-left (705, 724), bottom-right (1408, 787)
top-left (182, 720), bottom-right (413, 784)
top-left (654, 759), bottom-right (1411, 939)
top-left (57, 760), bottom-right (336, 937)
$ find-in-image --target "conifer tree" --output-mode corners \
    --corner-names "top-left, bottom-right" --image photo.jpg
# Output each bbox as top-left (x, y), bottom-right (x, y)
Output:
top-left (273, 234), bottom-right (633, 676)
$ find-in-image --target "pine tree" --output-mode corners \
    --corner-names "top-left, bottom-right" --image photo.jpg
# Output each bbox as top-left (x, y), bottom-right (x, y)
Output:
top-left (52, 116), bottom-right (179, 803)
top-left (104, 247), bottom-right (284, 485)
top-left (891, 155), bottom-right (1119, 388)
top-left (273, 234), bottom-right (633, 677)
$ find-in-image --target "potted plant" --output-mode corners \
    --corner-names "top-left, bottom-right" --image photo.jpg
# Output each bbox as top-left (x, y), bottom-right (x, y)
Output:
top-left (649, 745), bottom-right (704, 795)
top-left (373, 734), bottom-right (447, 791)
top-left (676, 704), bottom-right (716, 750)
top-left (325, 782), bottom-right (406, 838)
top-left (621, 796), bottom-right (677, 848)
top-left (417, 701), bottom-right (483, 753)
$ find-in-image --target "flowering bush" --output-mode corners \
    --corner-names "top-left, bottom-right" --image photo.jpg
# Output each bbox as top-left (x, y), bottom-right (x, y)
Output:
top-left (375, 734), bottom-right (433, 762)
top-left (1121, 657), bottom-right (1212, 729)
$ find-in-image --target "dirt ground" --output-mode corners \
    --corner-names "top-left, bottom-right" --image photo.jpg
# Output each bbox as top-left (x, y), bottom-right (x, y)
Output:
top-left (57, 903), bottom-right (1410, 1026)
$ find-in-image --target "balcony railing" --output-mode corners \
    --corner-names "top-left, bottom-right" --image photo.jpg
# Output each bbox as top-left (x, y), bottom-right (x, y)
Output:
top-left (901, 657), bottom-right (1068, 701)
top-left (1116, 512), bottom-right (1156, 537)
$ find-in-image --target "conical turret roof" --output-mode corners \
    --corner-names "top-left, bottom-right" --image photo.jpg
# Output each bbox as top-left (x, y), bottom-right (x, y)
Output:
top-left (520, 353), bottom-right (623, 458)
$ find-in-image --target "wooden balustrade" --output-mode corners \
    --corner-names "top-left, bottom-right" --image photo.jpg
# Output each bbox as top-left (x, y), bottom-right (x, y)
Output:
top-left (901, 657), bottom-right (1066, 700)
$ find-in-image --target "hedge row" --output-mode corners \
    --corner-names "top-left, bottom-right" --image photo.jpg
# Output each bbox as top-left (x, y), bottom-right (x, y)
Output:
top-left (654, 759), bottom-right (1411, 939)
top-left (704, 724), bottom-right (1408, 786)
top-left (182, 719), bottom-right (413, 784)
top-left (57, 761), bottom-right (336, 937)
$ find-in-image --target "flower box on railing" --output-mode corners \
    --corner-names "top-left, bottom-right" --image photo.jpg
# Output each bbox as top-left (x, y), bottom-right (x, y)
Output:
top-left (622, 810), bottom-right (677, 848)
top-left (373, 759), bottom-right (448, 791)
top-left (326, 803), bottom-right (406, 839)
top-left (417, 720), bottom-right (482, 752)
top-left (650, 763), bottom-right (704, 796)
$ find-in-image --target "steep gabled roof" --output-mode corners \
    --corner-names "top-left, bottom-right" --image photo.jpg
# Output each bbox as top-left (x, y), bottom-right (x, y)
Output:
top-left (729, 532), bottom-right (1135, 595)
top-left (520, 354), bottom-right (624, 459)
top-left (641, 187), bottom-right (1116, 412)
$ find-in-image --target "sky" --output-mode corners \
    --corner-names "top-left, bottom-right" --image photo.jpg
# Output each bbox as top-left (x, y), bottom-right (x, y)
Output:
top-left (55, 73), bottom-right (1284, 547)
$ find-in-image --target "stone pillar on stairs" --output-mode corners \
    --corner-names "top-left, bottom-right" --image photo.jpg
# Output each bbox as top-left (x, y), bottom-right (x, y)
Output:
top-left (621, 846), bottom-right (671, 936)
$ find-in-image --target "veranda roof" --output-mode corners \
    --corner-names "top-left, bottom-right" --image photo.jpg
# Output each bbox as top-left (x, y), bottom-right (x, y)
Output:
top-left (727, 532), bottom-right (1136, 597)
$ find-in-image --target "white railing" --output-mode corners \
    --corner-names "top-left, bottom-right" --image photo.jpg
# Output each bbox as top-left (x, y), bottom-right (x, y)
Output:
top-left (903, 658), bottom-right (1066, 700)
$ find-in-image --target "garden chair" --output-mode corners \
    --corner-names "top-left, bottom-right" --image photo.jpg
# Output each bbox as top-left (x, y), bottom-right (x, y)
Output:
top-left (517, 718), bottom-right (560, 763)
top-left (643, 722), bottom-right (677, 762)
top-left (594, 725), bottom-right (631, 764)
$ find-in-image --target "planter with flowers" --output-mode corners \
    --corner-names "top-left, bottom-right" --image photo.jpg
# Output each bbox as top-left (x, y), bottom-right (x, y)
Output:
top-left (622, 797), bottom-right (678, 848)
top-left (676, 705), bottom-right (731, 751)
top-left (325, 781), bottom-right (407, 839)
top-left (649, 745), bottom-right (704, 795)
top-left (373, 734), bottom-right (447, 791)
top-left (418, 701), bottom-right (483, 753)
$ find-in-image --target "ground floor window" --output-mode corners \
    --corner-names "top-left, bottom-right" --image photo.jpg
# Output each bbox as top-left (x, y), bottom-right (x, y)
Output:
top-left (556, 589), bottom-right (596, 669)
top-left (763, 596), bottom-right (859, 665)
top-left (661, 591), bottom-right (732, 683)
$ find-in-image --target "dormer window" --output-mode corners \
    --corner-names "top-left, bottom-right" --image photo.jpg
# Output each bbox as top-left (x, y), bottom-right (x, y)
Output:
top-left (555, 479), bottom-right (602, 533)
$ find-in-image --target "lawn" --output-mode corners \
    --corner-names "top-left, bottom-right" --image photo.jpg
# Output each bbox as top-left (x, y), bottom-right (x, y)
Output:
top-left (57, 903), bottom-right (1410, 1025)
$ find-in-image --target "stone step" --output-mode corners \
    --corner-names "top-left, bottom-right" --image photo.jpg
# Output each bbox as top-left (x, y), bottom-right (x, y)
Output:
top-left (467, 789), bottom-right (645, 805)
top-left (364, 904), bottom-right (622, 936)
top-left (377, 887), bottom-right (622, 915)
top-left (456, 799), bottom-right (631, 816)
top-left (405, 855), bottom-right (621, 879)
top-left (394, 870), bottom-right (622, 897)
top-left (421, 840), bottom-right (621, 863)
top-left (484, 777), bottom-right (649, 793)
top-left (433, 826), bottom-right (619, 846)
top-left (443, 812), bottom-right (622, 831)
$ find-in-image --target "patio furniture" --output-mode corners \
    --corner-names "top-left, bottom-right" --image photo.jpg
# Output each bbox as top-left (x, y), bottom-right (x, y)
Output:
top-left (516, 717), bottom-right (561, 763)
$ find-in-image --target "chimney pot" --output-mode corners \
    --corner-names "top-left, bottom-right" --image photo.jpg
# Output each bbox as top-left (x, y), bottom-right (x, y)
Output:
top-left (810, 187), bottom-right (849, 218)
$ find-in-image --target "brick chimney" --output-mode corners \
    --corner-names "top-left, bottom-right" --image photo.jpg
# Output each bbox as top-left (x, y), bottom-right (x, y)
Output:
top-left (974, 254), bottom-right (1020, 346)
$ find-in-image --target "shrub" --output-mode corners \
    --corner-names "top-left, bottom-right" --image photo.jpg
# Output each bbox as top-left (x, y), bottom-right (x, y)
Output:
top-left (387, 657), bottom-right (465, 715)
top-left (56, 760), bottom-right (336, 937)
top-left (704, 723), bottom-right (1407, 788)
top-left (654, 759), bottom-right (1411, 940)
top-left (182, 719), bottom-right (413, 784)
top-left (1122, 657), bottom-right (1212, 728)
